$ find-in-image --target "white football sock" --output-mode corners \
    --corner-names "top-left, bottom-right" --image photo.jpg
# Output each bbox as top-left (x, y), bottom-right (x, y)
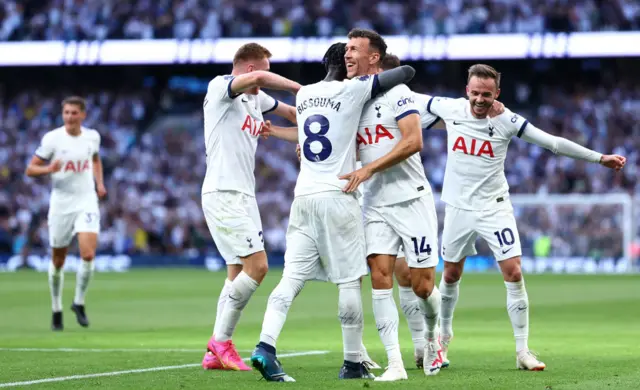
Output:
top-left (372, 289), bottom-right (402, 365)
top-left (73, 259), bottom-right (94, 305)
top-left (439, 278), bottom-right (460, 338)
top-left (360, 342), bottom-right (372, 361)
top-left (259, 277), bottom-right (305, 347)
top-left (338, 280), bottom-right (364, 363)
top-left (212, 278), bottom-right (232, 336)
top-left (215, 271), bottom-right (259, 342)
top-left (48, 262), bottom-right (64, 312)
top-left (505, 280), bottom-right (529, 352)
top-left (417, 287), bottom-right (441, 340)
top-left (398, 286), bottom-right (427, 351)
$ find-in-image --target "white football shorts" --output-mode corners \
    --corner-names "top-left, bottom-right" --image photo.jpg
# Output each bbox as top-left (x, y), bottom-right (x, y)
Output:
top-left (441, 201), bottom-right (522, 262)
top-left (202, 190), bottom-right (264, 265)
top-left (48, 206), bottom-right (100, 248)
top-left (284, 192), bottom-right (367, 284)
top-left (363, 193), bottom-right (439, 269)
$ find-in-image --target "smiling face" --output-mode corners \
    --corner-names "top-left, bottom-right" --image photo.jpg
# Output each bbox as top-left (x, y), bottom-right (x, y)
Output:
top-left (466, 76), bottom-right (500, 119)
top-left (344, 37), bottom-right (379, 79)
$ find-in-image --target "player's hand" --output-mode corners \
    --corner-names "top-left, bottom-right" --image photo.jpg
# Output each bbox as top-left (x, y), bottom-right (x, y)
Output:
top-left (488, 100), bottom-right (505, 117)
top-left (47, 160), bottom-right (62, 173)
top-left (339, 166), bottom-right (373, 193)
top-left (296, 144), bottom-right (301, 162)
top-left (260, 120), bottom-right (273, 140)
top-left (97, 184), bottom-right (107, 199)
top-left (600, 154), bottom-right (626, 171)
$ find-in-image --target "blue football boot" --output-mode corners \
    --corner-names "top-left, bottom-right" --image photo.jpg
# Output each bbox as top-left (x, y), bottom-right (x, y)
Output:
top-left (339, 360), bottom-right (375, 379)
top-left (251, 342), bottom-right (295, 382)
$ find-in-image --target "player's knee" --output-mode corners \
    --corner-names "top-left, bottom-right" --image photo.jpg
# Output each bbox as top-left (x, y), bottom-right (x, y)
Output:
top-left (246, 262), bottom-right (268, 283)
top-left (370, 270), bottom-right (393, 289)
top-left (242, 252), bottom-right (269, 282)
top-left (502, 266), bottom-right (522, 282)
top-left (80, 248), bottom-right (95, 261)
top-left (411, 276), bottom-right (435, 300)
top-left (394, 259), bottom-right (411, 287)
top-left (443, 262), bottom-right (463, 283)
top-left (368, 255), bottom-right (394, 289)
top-left (51, 248), bottom-right (67, 268)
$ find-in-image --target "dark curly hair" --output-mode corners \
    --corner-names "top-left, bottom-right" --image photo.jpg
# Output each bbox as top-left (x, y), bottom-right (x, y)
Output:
top-left (322, 42), bottom-right (347, 78)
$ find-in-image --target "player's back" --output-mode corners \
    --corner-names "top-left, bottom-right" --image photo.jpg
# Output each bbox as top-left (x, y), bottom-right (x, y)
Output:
top-left (294, 75), bottom-right (378, 197)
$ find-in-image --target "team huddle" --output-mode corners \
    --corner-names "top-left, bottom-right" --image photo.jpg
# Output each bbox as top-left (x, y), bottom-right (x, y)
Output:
top-left (28, 28), bottom-right (626, 383)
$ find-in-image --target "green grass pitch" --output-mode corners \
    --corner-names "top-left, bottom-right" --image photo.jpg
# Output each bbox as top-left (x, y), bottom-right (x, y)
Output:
top-left (1, 269), bottom-right (639, 389)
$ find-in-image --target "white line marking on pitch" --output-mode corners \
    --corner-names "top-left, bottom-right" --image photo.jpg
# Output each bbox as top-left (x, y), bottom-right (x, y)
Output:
top-left (0, 350), bottom-right (329, 388)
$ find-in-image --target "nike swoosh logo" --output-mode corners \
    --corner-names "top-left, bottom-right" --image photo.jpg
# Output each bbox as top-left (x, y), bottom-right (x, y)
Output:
top-left (417, 257), bottom-right (430, 263)
top-left (453, 121), bottom-right (462, 125)
top-left (502, 247), bottom-right (513, 254)
top-left (241, 98), bottom-right (249, 102)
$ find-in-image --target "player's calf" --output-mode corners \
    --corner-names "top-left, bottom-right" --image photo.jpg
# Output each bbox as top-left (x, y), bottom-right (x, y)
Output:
top-left (338, 280), bottom-right (371, 378)
top-left (410, 267), bottom-right (443, 375)
top-left (368, 254), bottom-right (404, 370)
top-left (396, 258), bottom-right (427, 368)
top-left (499, 257), bottom-right (533, 356)
top-left (438, 259), bottom-right (464, 367)
top-left (73, 232), bottom-right (97, 327)
top-left (49, 248), bottom-right (66, 331)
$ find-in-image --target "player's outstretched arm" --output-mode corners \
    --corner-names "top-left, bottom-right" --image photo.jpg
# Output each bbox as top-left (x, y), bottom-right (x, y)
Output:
top-left (260, 120), bottom-right (298, 143)
top-left (270, 102), bottom-right (297, 124)
top-left (520, 123), bottom-right (626, 170)
top-left (92, 154), bottom-right (107, 198)
top-left (376, 65), bottom-right (416, 95)
top-left (230, 71), bottom-right (301, 95)
top-left (25, 156), bottom-right (61, 177)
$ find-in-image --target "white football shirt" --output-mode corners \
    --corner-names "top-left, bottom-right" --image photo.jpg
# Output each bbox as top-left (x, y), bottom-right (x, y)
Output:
top-left (202, 75), bottom-right (278, 196)
top-left (357, 84), bottom-right (431, 207)
top-left (294, 74), bottom-right (380, 197)
top-left (414, 93), bottom-right (442, 130)
top-left (426, 97), bottom-right (529, 210)
top-left (34, 126), bottom-right (100, 215)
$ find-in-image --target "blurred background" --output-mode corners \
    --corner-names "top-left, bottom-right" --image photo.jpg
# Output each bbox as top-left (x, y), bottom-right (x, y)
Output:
top-left (0, 0), bottom-right (638, 273)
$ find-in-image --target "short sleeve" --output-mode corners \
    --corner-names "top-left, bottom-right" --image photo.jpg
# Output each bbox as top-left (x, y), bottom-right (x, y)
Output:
top-left (414, 93), bottom-right (440, 129)
top-left (205, 75), bottom-right (239, 104)
top-left (425, 96), bottom-right (453, 117)
top-left (34, 133), bottom-right (54, 161)
top-left (386, 84), bottom-right (419, 121)
top-left (93, 131), bottom-right (101, 155)
top-left (258, 90), bottom-right (278, 115)
top-left (345, 74), bottom-right (380, 107)
top-left (498, 109), bottom-right (529, 138)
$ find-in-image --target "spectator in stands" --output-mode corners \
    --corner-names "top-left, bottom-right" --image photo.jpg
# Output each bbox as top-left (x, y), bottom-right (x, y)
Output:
top-left (1, 0), bottom-right (639, 41)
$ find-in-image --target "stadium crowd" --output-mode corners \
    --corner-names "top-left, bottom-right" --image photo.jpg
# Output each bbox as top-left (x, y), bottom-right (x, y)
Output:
top-left (1, 0), bottom-right (639, 41)
top-left (0, 70), bottom-right (638, 260)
